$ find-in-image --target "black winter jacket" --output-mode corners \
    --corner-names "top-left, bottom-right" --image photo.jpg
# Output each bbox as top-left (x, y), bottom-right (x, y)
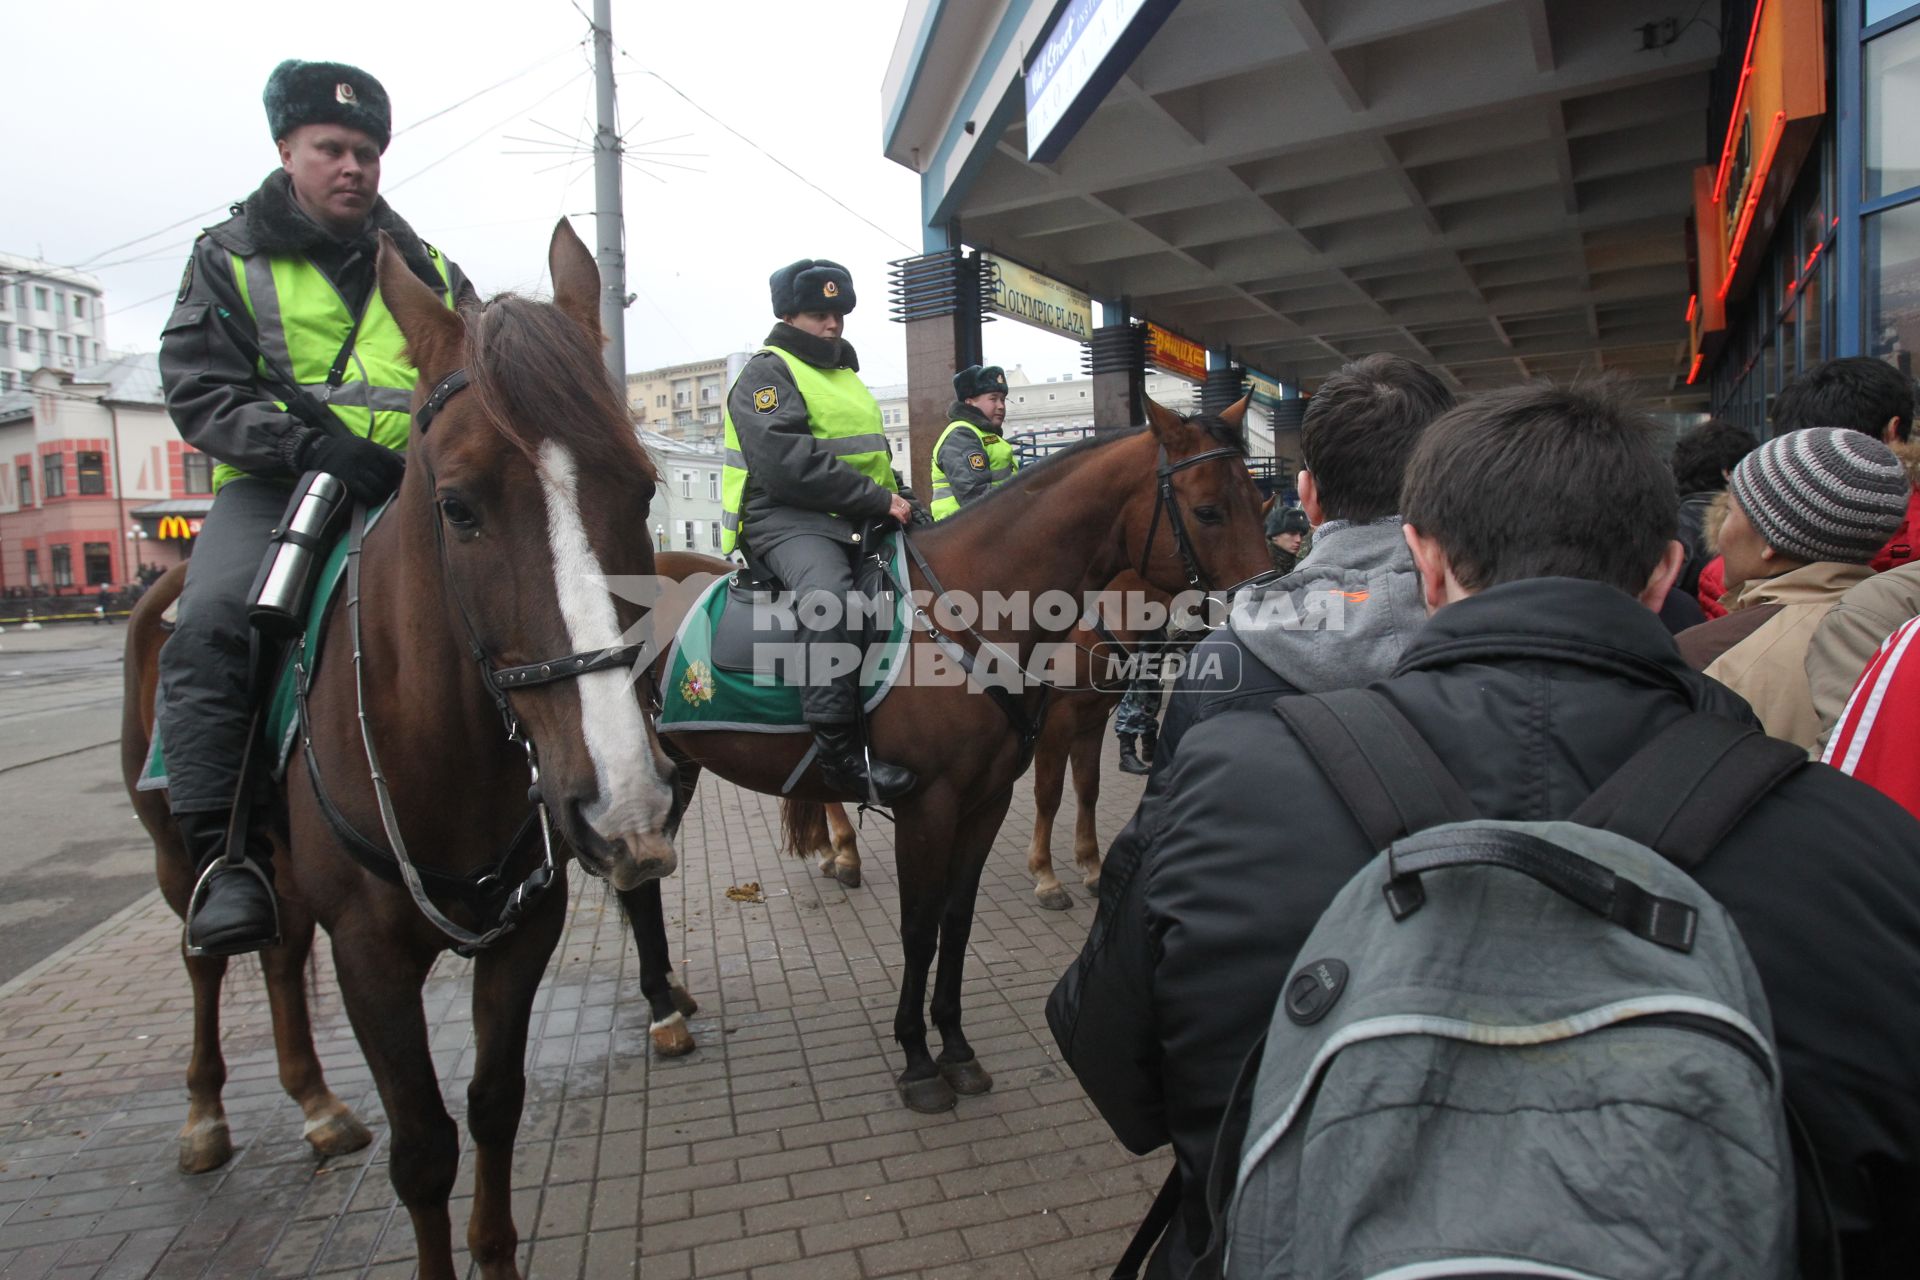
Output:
top-left (1048, 577), bottom-right (1920, 1279)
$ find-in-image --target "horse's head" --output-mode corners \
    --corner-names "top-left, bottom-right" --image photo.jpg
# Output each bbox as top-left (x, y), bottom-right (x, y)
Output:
top-left (1130, 395), bottom-right (1272, 594)
top-left (376, 220), bottom-right (679, 890)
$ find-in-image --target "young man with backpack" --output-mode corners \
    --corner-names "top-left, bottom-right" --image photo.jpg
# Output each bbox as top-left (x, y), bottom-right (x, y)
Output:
top-left (1049, 380), bottom-right (1920, 1278)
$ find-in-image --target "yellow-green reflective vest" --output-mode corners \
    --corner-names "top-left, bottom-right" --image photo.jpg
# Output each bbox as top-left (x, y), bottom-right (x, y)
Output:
top-left (215, 246), bottom-right (455, 491)
top-left (719, 345), bottom-right (896, 553)
top-left (929, 420), bottom-right (1019, 520)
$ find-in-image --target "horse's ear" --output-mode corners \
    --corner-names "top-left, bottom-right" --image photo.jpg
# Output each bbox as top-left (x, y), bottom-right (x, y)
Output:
top-left (376, 232), bottom-right (463, 373)
top-left (1217, 394), bottom-right (1250, 429)
top-left (1143, 395), bottom-right (1189, 446)
top-left (549, 218), bottom-right (604, 349)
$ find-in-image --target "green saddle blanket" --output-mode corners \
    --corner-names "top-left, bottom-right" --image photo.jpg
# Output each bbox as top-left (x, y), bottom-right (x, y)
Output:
top-left (139, 501), bottom-right (388, 792)
top-left (657, 534), bottom-right (912, 733)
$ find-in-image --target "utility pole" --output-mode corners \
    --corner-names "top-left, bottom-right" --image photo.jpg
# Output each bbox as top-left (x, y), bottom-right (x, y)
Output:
top-left (592, 0), bottom-right (627, 384)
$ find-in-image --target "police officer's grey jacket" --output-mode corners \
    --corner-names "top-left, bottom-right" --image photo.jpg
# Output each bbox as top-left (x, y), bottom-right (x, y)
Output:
top-left (730, 323), bottom-right (894, 552)
top-left (157, 170), bottom-right (475, 482)
top-left (1050, 578), bottom-right (1920, 1279)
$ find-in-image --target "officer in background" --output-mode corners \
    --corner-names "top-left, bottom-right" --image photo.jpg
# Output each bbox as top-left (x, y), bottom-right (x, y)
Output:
top-left (157, 59), bottom-right (475, 955)
top-left (1267, 505), bottom-right (1311, 574)
top-left (929, 364), bottom-right (1019, 519)
top-left (718, 260), bottom-right (916, 801)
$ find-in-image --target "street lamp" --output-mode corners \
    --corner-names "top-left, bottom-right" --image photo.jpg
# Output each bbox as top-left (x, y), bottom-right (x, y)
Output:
top-left (654, 523), bottom-right (665, 551)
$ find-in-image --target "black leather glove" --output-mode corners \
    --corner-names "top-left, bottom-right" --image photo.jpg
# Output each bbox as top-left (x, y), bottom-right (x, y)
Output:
top-left (296, 431), bottom-right (406, 505)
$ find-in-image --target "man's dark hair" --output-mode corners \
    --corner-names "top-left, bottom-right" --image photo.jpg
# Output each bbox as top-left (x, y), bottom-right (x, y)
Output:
top-left (1402, 379), bottom-right (1677, 596)
top-left (1301, 354), bottom-right (1455, 521)
top-left (1772, 356), bottom-right (1915, 442)
top-left (1671, 419), bottom-right (1756, 495)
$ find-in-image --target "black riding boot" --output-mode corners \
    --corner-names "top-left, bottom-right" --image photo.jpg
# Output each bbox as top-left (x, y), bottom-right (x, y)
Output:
top-left (1117, 734), bottom-right (1150, 775)
top-left (179, 809), bottom-right (279, 957)
top-left (812, 723), bottom-right (917, 803)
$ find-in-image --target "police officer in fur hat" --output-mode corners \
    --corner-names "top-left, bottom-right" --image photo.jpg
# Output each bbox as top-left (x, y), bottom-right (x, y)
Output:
top-left (929, 365), bottom-right (1020, 520)
top-left (156, 60), bottom-right (476, 956)
top-left (716, 260), bottom-right (918, 801)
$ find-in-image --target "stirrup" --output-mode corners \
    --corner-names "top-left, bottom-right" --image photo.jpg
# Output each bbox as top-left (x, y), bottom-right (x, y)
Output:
top-left (183, 856), bottom-right (282, 958)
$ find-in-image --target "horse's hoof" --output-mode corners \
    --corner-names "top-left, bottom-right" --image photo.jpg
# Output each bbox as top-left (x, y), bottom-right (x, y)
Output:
top-left (303, 1107), bottom-right (372, 1158)
top-left (834, 863), bottom-right (862, 890)
top-left (817, 855), bottom-right (838, 879)
top-left (1083, 878), bottom-right (1102, 900)
top-left (938, 1056), bottom-right (993, 1096)
top-left (177, 1119), bottom-right (233, 1174)
top-left (651, 1011), bottom-right (697, 1058)
top-left (1035, 885), bottom-right (1074, 911)
top-left (669, 980), bottom-right (699, 1018)
top-left (895, 1070), bottom-right (957, 1114)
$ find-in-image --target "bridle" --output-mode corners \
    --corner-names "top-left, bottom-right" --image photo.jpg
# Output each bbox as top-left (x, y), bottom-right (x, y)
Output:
top-left (304, 365), bottom-right (653, 953)
top-left (1137, 443), bottom-right (1245, 594)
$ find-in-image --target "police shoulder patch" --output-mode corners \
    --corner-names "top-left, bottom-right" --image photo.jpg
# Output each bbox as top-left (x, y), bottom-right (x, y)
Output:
top-left (967, 451), bottom-right (988, 471)
top-left (753, 386), bottom-right (778, 414)
top-left (175, 254), bottom-right (196, 303)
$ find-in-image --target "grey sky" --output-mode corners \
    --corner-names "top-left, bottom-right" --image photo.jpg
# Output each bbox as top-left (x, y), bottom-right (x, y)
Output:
top-left (2, 0), bottom-right (1083, 389)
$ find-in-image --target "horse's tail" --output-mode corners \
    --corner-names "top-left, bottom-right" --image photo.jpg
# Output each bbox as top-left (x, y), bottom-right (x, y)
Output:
top-left (780, 798), bottom-right (830, 860)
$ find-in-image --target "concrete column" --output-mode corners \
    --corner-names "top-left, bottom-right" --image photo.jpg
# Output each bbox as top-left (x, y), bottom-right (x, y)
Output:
top-left (1089, 299), bottom-right (1144, 432)
top-left (890, 248), bottom-right (980, 500)
top-left (1202, 361), bottom-right (1247, 415)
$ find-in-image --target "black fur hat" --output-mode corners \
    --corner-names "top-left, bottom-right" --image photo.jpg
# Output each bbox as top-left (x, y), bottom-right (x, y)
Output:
top-left (770, 259), bottom-right (855, 317)
top-left (264, 60), bottom-right (392, 152)
top-left (953, 365), bottom-right (1009, 400)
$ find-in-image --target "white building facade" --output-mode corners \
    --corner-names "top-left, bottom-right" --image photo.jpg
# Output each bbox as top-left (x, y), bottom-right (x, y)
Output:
top-left (0, 253), bottom-right (109, 393)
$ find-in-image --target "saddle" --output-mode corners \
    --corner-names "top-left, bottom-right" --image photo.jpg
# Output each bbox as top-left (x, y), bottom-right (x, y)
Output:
top-left (712, 530), bottom-right (899, 676)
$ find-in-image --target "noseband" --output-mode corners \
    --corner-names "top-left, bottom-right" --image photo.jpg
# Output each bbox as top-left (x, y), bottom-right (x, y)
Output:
top-left (1137, 443), bottom-right (1244, 593)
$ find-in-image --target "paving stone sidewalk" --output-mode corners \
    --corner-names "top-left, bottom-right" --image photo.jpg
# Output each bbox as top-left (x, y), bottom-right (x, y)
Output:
top-left (0, 756), bottom-right (1160, 1278)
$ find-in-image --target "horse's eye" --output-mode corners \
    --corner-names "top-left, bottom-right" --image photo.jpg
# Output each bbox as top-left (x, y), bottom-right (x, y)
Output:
top-left (1193, 505), bottom-right (1224, 525)
top-left (440, 497), bottom-right (478, 529)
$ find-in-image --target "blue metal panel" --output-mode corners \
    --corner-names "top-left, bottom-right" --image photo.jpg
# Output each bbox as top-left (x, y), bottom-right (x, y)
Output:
top-left (917, 0), bottom-right (1038, 244)
top-left (1839, 0), bottom-right (1865, 354)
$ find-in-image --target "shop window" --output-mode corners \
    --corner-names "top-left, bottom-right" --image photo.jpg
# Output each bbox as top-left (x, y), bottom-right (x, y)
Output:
top-left (182, 451), bottom-right (212, 495)
top-left (76, 451), bottom-right (105, 495)
top-left (50, 545), bottom-right (72, 587)
top-left (42, 455), bottom-right (63, 498)
top-left (1867, 20), bottom-right (1920, 199)
top-left (84, 543), bottom-right (112, 586)
top-left (1867, 201), bottom-right (1920, 368)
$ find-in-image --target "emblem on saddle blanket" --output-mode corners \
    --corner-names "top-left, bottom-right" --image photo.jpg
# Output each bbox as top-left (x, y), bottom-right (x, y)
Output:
top-left (679, 659), bottom-right (715, 706)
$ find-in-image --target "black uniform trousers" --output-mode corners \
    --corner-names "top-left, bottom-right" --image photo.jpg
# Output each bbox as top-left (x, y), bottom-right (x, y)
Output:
top-left (756, 533), bottom-right (869, 726)
top-left (156, 477), bottom-right (287, 814)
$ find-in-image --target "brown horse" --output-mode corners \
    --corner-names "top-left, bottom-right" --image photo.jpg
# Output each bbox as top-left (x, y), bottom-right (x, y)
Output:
top-left (1025, 569), bottom-right (1171, 910)
top-left (122, 221), bottom-right (678, 1279)
top-left (619, 399), bottom-right (1269, 1108)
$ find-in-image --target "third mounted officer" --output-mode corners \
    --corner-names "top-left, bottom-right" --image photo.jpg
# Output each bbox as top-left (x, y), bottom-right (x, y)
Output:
top-left (929, 364), bottom-right (1019, 519)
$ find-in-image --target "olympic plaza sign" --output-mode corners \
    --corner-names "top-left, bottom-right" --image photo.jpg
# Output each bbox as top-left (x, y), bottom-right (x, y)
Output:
top-left (980, 252), bottom-right (1093, 343)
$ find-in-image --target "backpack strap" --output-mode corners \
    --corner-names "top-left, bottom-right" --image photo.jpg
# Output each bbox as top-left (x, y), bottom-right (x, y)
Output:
top-left (1569, 713), bottom-right (1807, 871)
top-left (1271, 689), bottom-right (1476, 849)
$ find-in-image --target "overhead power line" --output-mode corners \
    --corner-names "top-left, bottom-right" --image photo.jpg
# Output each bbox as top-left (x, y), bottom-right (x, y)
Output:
top-left (615, 48), bottom-right (916, 254)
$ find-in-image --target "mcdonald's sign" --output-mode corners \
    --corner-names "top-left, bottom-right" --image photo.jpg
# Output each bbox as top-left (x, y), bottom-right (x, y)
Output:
top-left (157, 516), bottom-right (203, 541)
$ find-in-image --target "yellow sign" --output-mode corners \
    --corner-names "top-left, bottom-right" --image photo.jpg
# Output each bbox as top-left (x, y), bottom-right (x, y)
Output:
top-left (157, 516), bottom-right (202, 540)
top-left (981, 253), bottom-right (1092, 342)
top-left (1146, 323), bottom-right (1207, 383)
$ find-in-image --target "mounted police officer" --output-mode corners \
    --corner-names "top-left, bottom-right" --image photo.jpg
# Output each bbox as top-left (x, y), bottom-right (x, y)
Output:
top-left (157, 60), bottom-right (475, 956)
top-left (929, 365), bottom-right (1019, 519)
top-left (718, 260), bottom-right (916, 801)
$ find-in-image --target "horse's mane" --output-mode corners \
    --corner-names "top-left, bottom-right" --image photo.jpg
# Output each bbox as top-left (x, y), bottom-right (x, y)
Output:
top-left (465, 294), bottom-right (659, 487)
top-left (934, 412), bottom-right (1246, 526)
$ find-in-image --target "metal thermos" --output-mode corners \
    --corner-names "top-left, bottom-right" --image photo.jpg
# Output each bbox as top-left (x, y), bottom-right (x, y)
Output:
top-left (247, 470), bottom-right (349, 638)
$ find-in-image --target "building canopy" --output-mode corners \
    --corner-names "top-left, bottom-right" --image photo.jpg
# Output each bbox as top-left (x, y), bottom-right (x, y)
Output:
top-left (885, 0), bottom-right (1719, 403)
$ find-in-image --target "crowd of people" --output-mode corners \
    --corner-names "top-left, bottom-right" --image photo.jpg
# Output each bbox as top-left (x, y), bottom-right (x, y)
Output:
top-left (1050, 355), bottom-right (1920, 1278)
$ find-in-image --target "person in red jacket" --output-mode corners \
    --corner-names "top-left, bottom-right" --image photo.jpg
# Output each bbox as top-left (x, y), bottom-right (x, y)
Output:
top-left (1823, 613), bottom-right (1920, 819)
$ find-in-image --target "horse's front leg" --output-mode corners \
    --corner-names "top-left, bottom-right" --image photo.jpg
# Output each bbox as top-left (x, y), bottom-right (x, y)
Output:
top-left (1026, 713), bottom-right (1075, 911)
top-left (177, 948), bottom-right (234, 1173)
top-left (929, 785), bottom-right (1014, 1097)
top-left (331, 928), bottom-right (459, 1280)
top-left (260, 894), bottom-right (371, 1158)
top-left (467, 862), bottom-right (569, 1279)
top-left (1068, 719), bottom-right (1106, 897)
top-left (618, 878), bottom-right (696, 1057)
top-left (893, 791), bottom-right (959, 1113)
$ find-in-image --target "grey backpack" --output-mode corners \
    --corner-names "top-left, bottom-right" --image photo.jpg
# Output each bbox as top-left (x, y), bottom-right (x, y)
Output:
top-left (1197, 690), bottom-right (1827, 1280)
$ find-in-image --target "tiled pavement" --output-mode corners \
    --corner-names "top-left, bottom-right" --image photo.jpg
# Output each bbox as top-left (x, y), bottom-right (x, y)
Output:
top-left (0, 755), bottom-right (1160, 1278)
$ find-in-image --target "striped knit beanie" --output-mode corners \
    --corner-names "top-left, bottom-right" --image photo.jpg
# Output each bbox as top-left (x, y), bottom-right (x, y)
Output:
top-left (1729, 427), bottom-right (1910, 564)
